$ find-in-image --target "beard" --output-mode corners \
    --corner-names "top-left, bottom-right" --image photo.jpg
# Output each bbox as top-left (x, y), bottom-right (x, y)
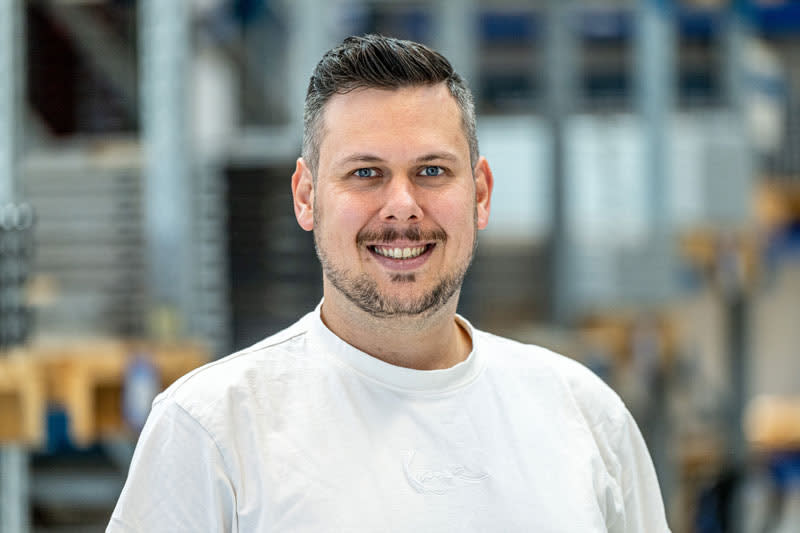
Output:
top-left (314, 224), bottom-right (477, 319)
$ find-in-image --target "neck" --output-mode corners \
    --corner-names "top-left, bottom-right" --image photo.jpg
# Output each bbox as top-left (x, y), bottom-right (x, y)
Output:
top-left (320, 286), bottom-right (472, 371)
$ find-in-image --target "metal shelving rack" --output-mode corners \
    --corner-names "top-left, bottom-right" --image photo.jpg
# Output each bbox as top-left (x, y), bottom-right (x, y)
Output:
top-left (1, 0), bottom-right (31, 531)
top-left (0, 1), bottom-right (778, 531)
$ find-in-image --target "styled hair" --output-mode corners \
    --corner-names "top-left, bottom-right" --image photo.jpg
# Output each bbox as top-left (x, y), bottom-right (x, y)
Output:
top-left (302, 34), bottom-right (478, 177)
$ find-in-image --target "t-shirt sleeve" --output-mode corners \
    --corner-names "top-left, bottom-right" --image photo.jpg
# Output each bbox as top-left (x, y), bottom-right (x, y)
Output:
top-left (553, 351), bottom-right (671, 532)
top-left (107, 397), bottom-right (236, 533)
top-left (609, 409), bottom-right (671, 533)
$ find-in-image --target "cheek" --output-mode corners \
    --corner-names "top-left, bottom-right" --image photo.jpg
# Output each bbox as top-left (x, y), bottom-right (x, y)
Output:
top-left (324, 195), bottom-right (374, 239)
top-left (434, 194), bottom-right (475, 231)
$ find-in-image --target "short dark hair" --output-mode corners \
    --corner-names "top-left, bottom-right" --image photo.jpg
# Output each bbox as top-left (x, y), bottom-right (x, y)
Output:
top-left (302, 34), bottom-right (478, 177)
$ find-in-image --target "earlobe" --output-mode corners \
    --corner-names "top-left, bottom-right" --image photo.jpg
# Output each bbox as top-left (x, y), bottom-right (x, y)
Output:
top-left (474, 157), bottom-right (493, 230)
top-left (291, 158), bottom-right (315, 231)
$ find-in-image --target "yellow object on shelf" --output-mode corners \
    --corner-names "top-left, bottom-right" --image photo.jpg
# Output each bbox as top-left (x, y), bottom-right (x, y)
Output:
top-left (746, 395), bottom-right (800, 451)
top-left (1, 340), bottom-right (210, 448)
top-left (0, 353), bottom-right (46, 446)
top-left (38, 340), bottom-right (210, 447)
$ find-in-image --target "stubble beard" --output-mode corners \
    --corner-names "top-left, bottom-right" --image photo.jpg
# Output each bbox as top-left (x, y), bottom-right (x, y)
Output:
top-left (313, 216), bottom-right (478, 319)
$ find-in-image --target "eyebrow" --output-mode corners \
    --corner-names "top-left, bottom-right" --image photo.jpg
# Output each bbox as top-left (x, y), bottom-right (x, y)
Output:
top-left (415, 152), bottom-right (459, 163)
top-left (333, 152), bottom-right (459, 168)
top-left (334, 154), bottom-right (385, 167)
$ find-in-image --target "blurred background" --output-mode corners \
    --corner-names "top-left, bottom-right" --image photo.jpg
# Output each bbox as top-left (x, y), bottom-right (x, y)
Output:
top-left (1, 0), bottom-right (800, 531)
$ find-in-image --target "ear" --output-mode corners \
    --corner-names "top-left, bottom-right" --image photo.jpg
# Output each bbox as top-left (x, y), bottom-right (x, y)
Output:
top-left (473, 156), bottom-right (493, 230)
top-left (291, 157), bottom-right (314, 231)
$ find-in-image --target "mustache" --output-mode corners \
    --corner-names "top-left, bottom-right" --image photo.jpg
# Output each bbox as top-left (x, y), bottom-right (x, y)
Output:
top-left (356, 227), bottom-right (447, 246)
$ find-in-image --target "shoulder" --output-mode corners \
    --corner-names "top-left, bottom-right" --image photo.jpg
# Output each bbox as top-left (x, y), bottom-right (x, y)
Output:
top-left (474, 328), bottom-right (653, 507)
top-left (474, 328), bottom-right (628, 430)
top-left (153, 311), bottom-right (318, 423)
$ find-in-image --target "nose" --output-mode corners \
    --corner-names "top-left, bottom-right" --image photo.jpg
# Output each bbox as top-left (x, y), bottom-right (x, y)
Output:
top-left (379, 177), bottom-right (423, 222)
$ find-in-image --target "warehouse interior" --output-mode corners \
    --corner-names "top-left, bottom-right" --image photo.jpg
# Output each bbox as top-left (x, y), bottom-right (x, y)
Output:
top-left (2, 0), bottom-right (800, 531)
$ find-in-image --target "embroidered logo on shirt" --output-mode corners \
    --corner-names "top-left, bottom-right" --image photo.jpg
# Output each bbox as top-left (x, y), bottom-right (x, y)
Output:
top-left (403, 449), bottom-right (490, 495)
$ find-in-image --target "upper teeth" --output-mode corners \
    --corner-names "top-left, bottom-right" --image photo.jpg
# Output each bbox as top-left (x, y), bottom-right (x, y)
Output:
top-left (374, 246), bottom-right (427, 259)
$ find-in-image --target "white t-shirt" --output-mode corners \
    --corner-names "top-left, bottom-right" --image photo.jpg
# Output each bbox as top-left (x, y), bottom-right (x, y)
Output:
top-left (108, 306), bottom-right (670, 532)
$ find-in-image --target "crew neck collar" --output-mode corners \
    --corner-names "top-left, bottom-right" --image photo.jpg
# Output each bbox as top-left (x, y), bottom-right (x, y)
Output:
top-left (307, 301), bottom-right (484, 394)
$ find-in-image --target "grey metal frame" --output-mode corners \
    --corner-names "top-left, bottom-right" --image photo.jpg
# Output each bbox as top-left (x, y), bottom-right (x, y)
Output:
top-left (138, 0), bottom-right (195, 336)
top-left (0, 0), bottom-right (30, 531)
top-left (634, 0), bottom-right (677, 513)
top-left (0, 0), bottom-right (23, 206)
top-left (544, 0), bottom-right (579, 324)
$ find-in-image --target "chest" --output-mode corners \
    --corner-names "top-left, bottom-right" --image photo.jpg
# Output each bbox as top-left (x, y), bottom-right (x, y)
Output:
top-left (226, 375), bottom-right (616, 532)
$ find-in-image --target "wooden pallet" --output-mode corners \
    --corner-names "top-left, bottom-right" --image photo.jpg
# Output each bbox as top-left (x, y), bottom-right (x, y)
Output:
top-left (0, 352), bottom-right (46, 446)
top-left (0, 340), bottom-right (209, 448)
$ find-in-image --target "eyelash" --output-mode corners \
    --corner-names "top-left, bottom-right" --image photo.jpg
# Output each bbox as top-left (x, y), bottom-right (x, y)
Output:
top-left (354, 168), bottom-right (378, 178)
top-left (351, 166), bottom-right (446, 178)
top-left (420, 166), bottom-right (445, 177)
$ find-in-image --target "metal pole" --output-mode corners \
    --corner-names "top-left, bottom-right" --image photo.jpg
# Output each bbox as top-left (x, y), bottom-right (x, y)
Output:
top-left (636, 0), bottom-right (675, 242)
top-left (722, 4), bottom-right (755, 532)
top-left (287, 0), bottom-right (331, 137)
top-left (0, 0), bottom-right (23, 205)
top-left (544, 0), bottom-right (578, 324)
top-left (0, 447), bottom-right (29, 533)
top-left (139, 0), bottom-right (195, 337)
top-left (634, 0), bottom-right (676, 514)
top-left (722, 0), bottom-right (751, 469)
top-left (0, 1), bottom-right (30, 531)
top-left (434, 0), bottom-right (478, 89)
top-left (723, 1), bottom-right (751, 114)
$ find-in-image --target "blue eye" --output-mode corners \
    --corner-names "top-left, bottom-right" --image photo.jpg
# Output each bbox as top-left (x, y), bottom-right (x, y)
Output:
top-left (421, 166), bottom-right (444, 176)
top-left (354, 168), bottom-right (377, 178)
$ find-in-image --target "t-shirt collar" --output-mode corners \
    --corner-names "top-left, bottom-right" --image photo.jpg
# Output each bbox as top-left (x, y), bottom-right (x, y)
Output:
top-left (307, 300), bottom-right (484, 394)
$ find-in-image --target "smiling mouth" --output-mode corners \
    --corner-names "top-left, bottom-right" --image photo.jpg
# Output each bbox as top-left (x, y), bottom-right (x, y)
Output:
top-left (369, 243), bottom-right (434, 259)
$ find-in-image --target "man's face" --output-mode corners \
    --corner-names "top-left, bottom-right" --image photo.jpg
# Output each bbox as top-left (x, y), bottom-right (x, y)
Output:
top-left (293, 84), bottom-right (492, 318)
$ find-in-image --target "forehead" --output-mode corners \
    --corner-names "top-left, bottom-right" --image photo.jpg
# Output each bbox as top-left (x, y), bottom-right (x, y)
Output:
top-left (316, 84), bottom-right (468, 170)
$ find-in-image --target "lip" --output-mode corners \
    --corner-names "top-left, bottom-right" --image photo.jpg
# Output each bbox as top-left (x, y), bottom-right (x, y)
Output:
top-left (367, 243), bottom-right (436, 271)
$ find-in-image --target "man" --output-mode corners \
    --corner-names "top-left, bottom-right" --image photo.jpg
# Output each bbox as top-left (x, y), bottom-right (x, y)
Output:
top-left (109, 35), bottom-right (670, 532)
